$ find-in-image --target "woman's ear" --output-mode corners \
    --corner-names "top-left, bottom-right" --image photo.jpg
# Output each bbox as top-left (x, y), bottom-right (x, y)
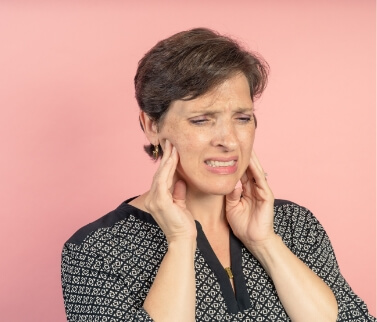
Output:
top-left (139, 111), bottom-right (159, 145)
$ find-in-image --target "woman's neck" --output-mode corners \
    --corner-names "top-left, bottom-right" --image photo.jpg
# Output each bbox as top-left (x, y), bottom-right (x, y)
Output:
top-left (130, 188), bottom-right (229, 232)
top-left (185, 190), bottom-right (228, 231)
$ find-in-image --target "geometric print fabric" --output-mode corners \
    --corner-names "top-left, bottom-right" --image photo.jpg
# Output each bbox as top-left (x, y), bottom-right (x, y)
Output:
top-left (61, 199), bottom-right (376, 321)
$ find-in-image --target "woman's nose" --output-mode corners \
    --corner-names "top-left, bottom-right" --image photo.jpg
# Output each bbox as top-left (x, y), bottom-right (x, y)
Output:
top-left (211, 122), bottom-right (238, 150)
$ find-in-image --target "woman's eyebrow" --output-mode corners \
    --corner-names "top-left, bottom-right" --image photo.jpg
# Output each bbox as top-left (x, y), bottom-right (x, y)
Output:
top-left (188, 106), bottom-right (254, 115)
top-left (235, 107), bottom-right (254, 113)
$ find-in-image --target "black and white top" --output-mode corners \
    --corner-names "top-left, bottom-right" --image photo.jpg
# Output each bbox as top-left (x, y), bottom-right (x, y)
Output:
top-left (61, 198), bottom-right (375, 321)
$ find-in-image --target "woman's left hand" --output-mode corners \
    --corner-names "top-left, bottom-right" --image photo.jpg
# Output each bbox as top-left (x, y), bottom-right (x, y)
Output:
top-left (226, 150), bottom-right (276, 250)
top-left (227, 151), bottom-right (339, 321)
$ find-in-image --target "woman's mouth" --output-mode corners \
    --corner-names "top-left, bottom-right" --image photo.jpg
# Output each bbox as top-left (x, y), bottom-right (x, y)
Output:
top-left (204, 159), bottom-right (238, 174)
top-left (205, 160), bottom-right (236, 167)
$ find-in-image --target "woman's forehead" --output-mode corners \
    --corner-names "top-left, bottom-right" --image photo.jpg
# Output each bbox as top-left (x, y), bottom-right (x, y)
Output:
top-left (170, 75), bottom-right (253, 114)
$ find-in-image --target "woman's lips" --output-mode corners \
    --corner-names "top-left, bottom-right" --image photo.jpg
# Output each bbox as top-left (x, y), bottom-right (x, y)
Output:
top-left (205, 160), bottom-right (236, 167)
top-left (204, 158), bottom-right (238, 174)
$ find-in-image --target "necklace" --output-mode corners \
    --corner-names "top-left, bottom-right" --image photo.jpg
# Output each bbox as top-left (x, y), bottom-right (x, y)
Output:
top-left (224, 267), bottom-right (234, 279)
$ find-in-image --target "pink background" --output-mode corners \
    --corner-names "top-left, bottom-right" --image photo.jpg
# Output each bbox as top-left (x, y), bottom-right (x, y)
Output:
top-left (0, 1), bottom-right (375, 320)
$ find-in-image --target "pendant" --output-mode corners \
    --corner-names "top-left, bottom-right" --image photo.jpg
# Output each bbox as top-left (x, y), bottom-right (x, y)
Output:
top-left (224, 267), bottom-right (234, 279)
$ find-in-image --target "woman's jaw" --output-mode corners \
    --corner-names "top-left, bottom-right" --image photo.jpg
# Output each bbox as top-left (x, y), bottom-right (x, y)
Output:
top-left (174, 158), bottom-right (246, 197)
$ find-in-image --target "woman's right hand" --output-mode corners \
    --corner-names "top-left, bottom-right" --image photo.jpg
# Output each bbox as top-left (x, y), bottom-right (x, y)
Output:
top-left (144, 139), bottom-right (197, 244)
top-left (143, 140), bottom-right (197, 321)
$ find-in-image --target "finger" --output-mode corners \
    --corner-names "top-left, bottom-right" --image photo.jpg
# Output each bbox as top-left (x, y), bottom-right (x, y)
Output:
top-left (250, 152), bottom-right (268, 181)
top-left (166, 145), bottom-right (179, 190)
top-left (247, 151), bottom-right (268, 184)
top-left (248, 156), bottom-right (274, 201)
top-left (249, 156), bottom-right (268, 188)
top-left (172, 180), bottom-right (187, 208)
top-left (150, 140), bottom-right (175, 191)
top-left (240, 171), bottom-right (253, 197)
top-left (158, 139), bottom-right (173, 167)
top-left (226, 187), bottom-right (243, 205)
top-left (251, 150), bottom-right (264, 174)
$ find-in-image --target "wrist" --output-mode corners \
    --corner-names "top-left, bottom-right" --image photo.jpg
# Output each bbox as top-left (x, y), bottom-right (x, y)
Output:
top-left (245, 234), bottom-right (283, 263)
top-left (168, 238), bottom-right (197, 255)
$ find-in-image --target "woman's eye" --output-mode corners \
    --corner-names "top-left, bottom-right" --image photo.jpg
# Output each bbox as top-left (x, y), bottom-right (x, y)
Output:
top-left (237, 116), bottom-right (252, 123)
top-left (190, 118), bottom-right (208, 125)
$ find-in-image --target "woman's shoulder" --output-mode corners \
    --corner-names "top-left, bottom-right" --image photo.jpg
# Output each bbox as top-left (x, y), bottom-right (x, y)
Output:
top-left (64, 197), bottom-right (159, 247)
top-left (61, 198), bottom-right (167, 294)
top-left (272, 199), bottom-right (330, 252)
top-left (274, 199), bottom-right (314, 220)
top-left (273, 199), bottom-right (324, 236)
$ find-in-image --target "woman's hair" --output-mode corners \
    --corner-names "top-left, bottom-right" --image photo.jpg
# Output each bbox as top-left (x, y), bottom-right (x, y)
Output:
top-left (134, 27), bottom-right (269, 159)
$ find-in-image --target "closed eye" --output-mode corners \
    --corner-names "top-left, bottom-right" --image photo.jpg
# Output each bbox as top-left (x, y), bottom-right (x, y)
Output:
top-left (189, 117), bottom-right (210, 125)
top-left (236, 113), bottom-right (253, 123)
top-left (237, 117), bottom-right (251, 122)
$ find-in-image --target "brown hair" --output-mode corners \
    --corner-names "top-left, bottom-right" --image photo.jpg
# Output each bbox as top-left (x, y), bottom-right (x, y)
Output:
top-left (134, 28), bottom-right (269, 159)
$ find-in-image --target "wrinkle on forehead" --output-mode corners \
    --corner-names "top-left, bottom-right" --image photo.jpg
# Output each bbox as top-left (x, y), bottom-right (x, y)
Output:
top-left (159, 73), bottom-right (252, 127)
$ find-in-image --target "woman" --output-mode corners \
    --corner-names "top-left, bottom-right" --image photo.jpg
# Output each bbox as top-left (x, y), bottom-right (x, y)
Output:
top-left (61, 28), bottom-right (375, 321)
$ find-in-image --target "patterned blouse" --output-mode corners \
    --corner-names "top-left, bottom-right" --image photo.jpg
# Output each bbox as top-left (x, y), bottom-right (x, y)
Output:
top-left (61, 198), bottom-right (375, 321)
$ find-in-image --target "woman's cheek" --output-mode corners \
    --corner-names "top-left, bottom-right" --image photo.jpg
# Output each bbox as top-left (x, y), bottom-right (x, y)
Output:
top-left (158, 135), bottom-right (179, 153)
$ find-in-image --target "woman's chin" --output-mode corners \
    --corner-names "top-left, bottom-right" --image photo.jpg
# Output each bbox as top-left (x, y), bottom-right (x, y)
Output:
top-left (214, 188), bottom-right (239, 196)
top-left (196, 182), bottom-right (240, 196)
top-left (178, 170), bottom-right (241, 196)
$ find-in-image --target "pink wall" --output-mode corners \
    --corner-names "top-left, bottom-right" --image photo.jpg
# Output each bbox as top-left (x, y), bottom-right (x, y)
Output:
top-left (0, 1), bottom-right (375, 320)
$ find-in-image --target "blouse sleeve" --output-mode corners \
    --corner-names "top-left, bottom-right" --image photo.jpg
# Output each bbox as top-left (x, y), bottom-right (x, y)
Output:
top-left (61, 243), bottom-right (154, 322)
top-left (288, 205), bottom-right (376, 322)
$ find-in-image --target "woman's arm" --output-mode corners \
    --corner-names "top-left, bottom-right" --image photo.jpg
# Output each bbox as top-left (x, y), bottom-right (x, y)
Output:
top-left (143, 239), bottom-right (196, 322)
top-left (247, 234), bottom-right (338, 321)
top-left (226, 151), bottom-right (338, 322)
top-left (61, 242), bottom-right (155, 322)
top-left (142, 140), bottom-right (197, 321)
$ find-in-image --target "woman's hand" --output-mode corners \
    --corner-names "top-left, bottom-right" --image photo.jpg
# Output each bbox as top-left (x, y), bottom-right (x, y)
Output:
top-left (144, 140), bottom-right (197, 244)
top-left (143, 140), bottom-right (197, 321)
top-left (226, 151), bottom-right (338, 321)
top-left (225, 150), bottom-right (275, 250)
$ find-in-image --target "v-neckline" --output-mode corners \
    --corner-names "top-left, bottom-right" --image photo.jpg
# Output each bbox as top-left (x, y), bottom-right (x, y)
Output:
top-left (195, 221), bottom-right (251, 313)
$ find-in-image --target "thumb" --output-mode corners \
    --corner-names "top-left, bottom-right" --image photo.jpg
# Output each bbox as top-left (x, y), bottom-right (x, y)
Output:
top-left (172, 180), bottom-right (187, 207)
top-left (226, 187), bottom-right (242, 208)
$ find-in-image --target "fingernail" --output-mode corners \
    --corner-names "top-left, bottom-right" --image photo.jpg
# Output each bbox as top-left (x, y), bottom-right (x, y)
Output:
top-left (171, 146), bottom-right (176, 155)
top-left (165, 139), bottom-right (170, 149)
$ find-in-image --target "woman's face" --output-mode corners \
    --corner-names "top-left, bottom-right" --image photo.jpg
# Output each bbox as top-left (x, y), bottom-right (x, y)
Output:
top-left (158, 73), bottom-right (255, 196)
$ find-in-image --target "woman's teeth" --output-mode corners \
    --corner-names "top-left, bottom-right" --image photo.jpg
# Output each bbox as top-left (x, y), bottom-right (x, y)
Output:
top-left (205, 160), bottom-right (236, 167)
